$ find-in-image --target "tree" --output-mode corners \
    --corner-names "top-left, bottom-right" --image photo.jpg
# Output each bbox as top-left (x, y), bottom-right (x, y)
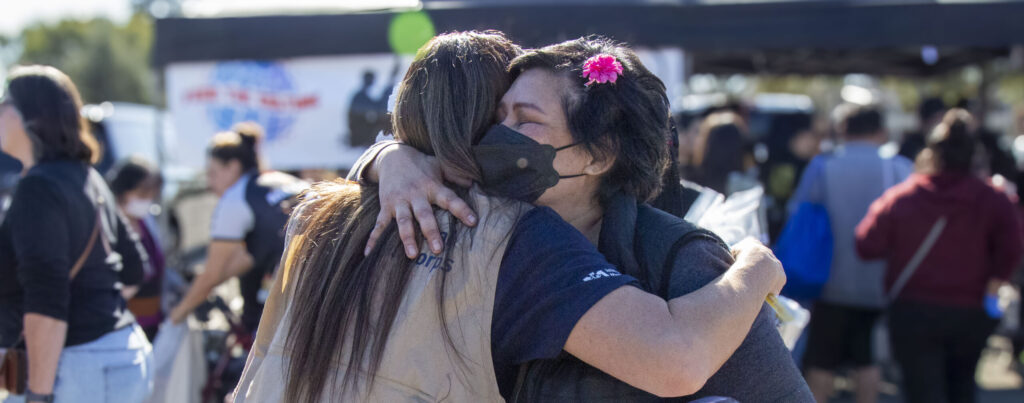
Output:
top-left (17, 14), bottom-right (157, 105)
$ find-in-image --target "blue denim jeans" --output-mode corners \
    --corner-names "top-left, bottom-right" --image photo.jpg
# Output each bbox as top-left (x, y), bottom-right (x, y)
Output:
top-left (4, 325), bottom-right (153, 403)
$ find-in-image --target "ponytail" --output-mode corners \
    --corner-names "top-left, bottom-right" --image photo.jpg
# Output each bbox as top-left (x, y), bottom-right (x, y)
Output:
top-left (916, 108), bottom-right (975, 175)
top-left (232, 121), bottom-right (264, 150)
top-left (208, 122), bottom-right (264, 172)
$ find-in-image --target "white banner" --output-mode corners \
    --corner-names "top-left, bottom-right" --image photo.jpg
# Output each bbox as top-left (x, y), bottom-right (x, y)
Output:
top-left (165, 48), bottom-right (686, 171)
top-left (166, 54), bottom-right (411, 170)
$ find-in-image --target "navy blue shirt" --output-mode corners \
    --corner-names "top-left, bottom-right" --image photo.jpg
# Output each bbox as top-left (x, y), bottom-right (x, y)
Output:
top-left (490, 206), bottom-right (637, 398)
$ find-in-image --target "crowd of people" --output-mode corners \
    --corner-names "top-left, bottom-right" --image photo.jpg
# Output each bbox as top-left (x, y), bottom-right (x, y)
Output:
top-left (1, 29), bottom-right (1023, 403)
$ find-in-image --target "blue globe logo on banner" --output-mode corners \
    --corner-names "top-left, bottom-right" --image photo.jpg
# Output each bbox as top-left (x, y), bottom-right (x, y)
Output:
top-left (186, 61), bottom-right (319, 142)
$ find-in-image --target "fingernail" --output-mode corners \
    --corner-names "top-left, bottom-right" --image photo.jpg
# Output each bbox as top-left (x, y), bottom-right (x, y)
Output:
top-left (406, 246), bottom-right (417, 258)
top-left (364, 246), bottom-right (371, 256)
top-left (468, 214), bottom-right (478, 225)
top-left (432, 240), bottom-right (443, 253)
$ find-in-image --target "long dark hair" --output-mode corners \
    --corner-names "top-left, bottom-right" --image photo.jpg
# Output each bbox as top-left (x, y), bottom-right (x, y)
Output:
top-left (916, 108), bottom-right (976, 175)
top-left (508, 36), bottom-right (671, 206)
top-left (693, 111), bottom-right (750, 195)
top-left (283, 31), bottom-right (521, 402)
top-left (650, 117), bottom-right (687, 217)
top-left (4, 65), bottom-right (99, 164)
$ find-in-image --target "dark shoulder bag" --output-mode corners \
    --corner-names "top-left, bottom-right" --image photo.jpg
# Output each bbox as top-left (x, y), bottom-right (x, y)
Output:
top-left (0, 210), bottom-right (102, 395)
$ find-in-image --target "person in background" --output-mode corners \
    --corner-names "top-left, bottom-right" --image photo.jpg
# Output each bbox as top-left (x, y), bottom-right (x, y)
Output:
top-left (656, 107), bottom-right (756, 220)
top-left (1014, 209), bottom-right (1024, 371)
top-left (168, 123), bottom-right (307, 333)
top-left (792, 104), bottom-right (914, 403)
top-left (677, 103), bottom-right (749, 179)
top-left (0, 65), bottom-right (152, 403)
top-left (690, 111), bottom-right (758, 197)
top-left (899, 97), bottom-right (946, 162)
top-left (856, 109), bottom-right (1023, 403)
top-left (1009, 107), bottom-right (1024, 370)
top-left (673, 111), bottom-right (769, 245)
top-left (761, 112), bottom-right (816, 241)
top-left (956, 98), bottom-right (1019, 183)
top-left (107, 157), bottom-right (165, 342)
top-left (347, 64), bottom-right (401, 148)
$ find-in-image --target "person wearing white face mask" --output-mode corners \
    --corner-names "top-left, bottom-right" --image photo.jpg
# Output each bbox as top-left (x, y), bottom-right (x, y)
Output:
top-left (107, 157), bottom-right (166, 342)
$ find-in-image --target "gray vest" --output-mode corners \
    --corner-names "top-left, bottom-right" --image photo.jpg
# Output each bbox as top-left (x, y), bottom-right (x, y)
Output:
top-left (236, 189), bottom-right (529, 402)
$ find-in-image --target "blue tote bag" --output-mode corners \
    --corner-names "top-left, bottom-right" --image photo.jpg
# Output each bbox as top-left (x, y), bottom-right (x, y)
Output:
top-left (774, 201), bottom-right (833, 301)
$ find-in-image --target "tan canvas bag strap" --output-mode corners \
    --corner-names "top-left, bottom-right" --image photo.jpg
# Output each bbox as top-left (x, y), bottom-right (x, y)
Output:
top-left (4, 201), bottom-right (102, 352)
top-left (70, 209), bottom-right (102, 280)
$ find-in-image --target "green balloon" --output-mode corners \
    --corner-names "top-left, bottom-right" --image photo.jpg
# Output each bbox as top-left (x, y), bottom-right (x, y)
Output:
top-left (389, 11), bottom-right (436, 55)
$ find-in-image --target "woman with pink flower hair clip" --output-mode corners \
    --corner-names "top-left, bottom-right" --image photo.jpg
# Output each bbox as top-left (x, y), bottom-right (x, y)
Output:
top-left (354, 36), bottom-right (812, 402)
top-left (233, 31), bottom-right (790, 403)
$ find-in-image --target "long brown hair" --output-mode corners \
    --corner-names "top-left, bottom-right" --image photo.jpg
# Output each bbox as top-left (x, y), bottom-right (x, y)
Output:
top-left (4, 65), bottom-right (99, 164)
top-left (692, 111), bottom-right (750, 195)
top-left (283, 31), bottom-right (521, 402)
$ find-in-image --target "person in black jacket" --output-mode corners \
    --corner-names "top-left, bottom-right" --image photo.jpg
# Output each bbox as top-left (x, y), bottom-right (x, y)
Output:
top-left (107, 157), bottom-right (166, 342)
top-left (0, 66), bottom-right (151, 403)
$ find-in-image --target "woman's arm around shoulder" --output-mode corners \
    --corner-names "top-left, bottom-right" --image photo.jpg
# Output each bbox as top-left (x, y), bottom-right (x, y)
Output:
top-left (662, 237), bottom-right (812, 401)
top-left (563, 239), bottom-right (784, 397)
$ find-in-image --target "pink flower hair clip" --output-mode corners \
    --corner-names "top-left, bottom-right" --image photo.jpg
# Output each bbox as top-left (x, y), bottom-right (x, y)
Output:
top-left (582, 54), bottom-right (624, 86)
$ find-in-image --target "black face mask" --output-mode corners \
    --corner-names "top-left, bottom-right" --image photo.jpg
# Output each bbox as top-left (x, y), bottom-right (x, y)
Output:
top-left (472, 124), bottom-right (581, 203)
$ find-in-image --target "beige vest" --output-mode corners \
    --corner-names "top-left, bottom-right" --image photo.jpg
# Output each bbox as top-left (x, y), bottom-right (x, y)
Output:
top-left (234, 189), bottom-right (528, 402)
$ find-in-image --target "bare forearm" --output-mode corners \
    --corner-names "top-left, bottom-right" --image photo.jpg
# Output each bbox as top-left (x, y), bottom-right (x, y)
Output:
top-left (24, 313), bottom-right (67, 394)
top-left (350, 141), bottom-right (400, 183)
top-left (172, 242), bottom-right (247, 322)
top-left (564, 239), bottom-right (784, 397)
top-left (174, 270), bottom-right (219, 318)
top-left (565, 276), bottom-right (772, 397)
top-left (363, 158), bottom-right (380, 183)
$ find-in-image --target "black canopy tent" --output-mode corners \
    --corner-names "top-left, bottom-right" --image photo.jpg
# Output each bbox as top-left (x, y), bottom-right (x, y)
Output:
top-left (154, 0), bottom-right (1024, 76)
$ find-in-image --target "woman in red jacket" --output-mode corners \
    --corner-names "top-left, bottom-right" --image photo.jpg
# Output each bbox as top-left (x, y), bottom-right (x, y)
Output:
top-left (856, 109), bottom-right (1023, 403)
